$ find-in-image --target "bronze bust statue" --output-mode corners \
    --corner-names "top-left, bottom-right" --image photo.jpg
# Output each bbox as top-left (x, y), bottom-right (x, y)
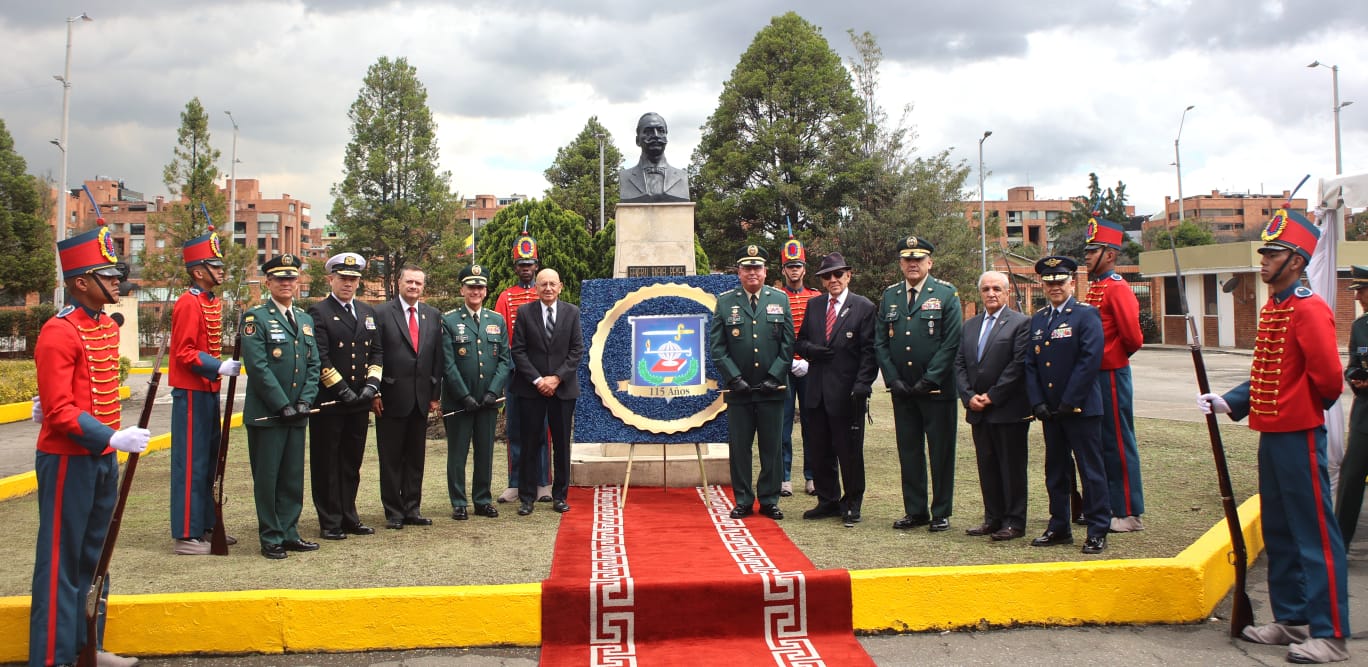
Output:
top-left (619, 112), bottom-right (690, 203)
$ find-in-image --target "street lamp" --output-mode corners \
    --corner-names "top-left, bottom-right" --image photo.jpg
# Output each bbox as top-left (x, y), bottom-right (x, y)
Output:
top-left (53, 11), bottom-right (94, 309)
top-left (594, 131), bottom-right (606, 234)
top-left (1174, 105), bottom-right (1195, 225)
top-left (978, 131), bottom-right (992, 272)
top-left (1308, 61), bottom-right (1353, 175)
top-left (224, 111), bottom-right (239, 236)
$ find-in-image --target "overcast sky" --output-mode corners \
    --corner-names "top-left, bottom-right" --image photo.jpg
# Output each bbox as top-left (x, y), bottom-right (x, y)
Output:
top-left (2, 0), bottom-right (1363, 229)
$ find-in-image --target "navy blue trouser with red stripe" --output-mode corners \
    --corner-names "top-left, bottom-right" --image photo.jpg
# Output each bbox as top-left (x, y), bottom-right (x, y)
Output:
top-left (170, 388), bottom-right (221, 540)
top-left (1098, 367), bottom-right (1144, 517)
top-left (1259, 426), bottom-right (1350, 639)
top-left (29, 450), bottom-right (117, 666)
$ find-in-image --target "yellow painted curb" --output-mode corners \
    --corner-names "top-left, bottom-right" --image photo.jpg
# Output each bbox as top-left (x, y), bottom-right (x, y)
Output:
top-left (0, 386), bottom-right (131, 425)
top-left (0, 495), bottom-right (1265, 661)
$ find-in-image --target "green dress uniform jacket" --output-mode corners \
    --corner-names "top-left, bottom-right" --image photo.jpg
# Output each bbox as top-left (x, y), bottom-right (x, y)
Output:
top-left (708, 285), bottom-right (794, 508)
top-left (1338, 313), bottom-right (1368, 541)
top-left (874, 277), bottom-right (963, 522)
top-left (440, 307), bottom-right (513, 508)
top-left (241, 301), bottom-right (321, 547)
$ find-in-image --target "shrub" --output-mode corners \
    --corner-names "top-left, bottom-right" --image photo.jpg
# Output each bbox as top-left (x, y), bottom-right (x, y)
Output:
top-left (0, 360), bottom-right (38, 403)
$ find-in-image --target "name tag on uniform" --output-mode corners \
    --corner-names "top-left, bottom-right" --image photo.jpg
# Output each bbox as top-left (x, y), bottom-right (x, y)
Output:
top-left (726, 315), bottom-right (742, 325)
top-left (1050, 326), bottom-right (1073, 339)
top-left (269, 332), bottom-right (286, 342)
top-left (766, 303), bottom-right (784, 315)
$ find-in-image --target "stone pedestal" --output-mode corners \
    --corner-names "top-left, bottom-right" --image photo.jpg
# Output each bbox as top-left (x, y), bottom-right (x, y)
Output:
top-left (613, 202), bottom-right (697, 278)
top-left (570, 442), bottom-right (731, 488)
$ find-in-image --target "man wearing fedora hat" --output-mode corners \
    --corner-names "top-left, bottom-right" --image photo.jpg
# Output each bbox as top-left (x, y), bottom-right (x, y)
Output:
top-left (794, 252), bottom-right (877, 528)
top-left (1338, 265), bottom-right (1368, 545)
top-left (710, 244), bottom-right (794, 520)
top-left (1198, 208), bottom-right (1349, 663)
top-left (306, 252), bottom-right (382, 541)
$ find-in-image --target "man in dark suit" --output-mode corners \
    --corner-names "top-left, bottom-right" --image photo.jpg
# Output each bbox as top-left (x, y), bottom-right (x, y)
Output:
top-left (307, 252), bottom-right (381, 540)
top-left (1024, 256), bottom-right (1109, 554)
top-left (618, 112), bottom-right (690, 203)
top-left (954, 270), bottom-right (1032, 541)
top-left (373, 264), bottom-right (444, 530)
top-left (510, 268), bottom-right (584, 516)
top-left (794, 253), bottom-right (878, 528)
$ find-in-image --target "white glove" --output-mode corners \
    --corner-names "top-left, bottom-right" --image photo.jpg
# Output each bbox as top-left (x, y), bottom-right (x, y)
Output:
top-left (109, 427), bottom-right (151, 454)
top-left (31, 396), bottom-right (42, 423)
top-left (218, 359), bottom-right (242, 377)
top-left (1196, 393), bottom-right (1231, 415)
top-left (791, 359), bottom-right (809, 378)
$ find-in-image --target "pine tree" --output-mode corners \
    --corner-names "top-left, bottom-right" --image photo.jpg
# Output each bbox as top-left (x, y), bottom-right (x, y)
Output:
top-left (544, 116), bottom-right (624, 234)
top-left (0, 118), bottom-right (56, 297)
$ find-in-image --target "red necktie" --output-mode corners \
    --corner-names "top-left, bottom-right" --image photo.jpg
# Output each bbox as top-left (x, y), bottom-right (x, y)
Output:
top-left (408, 306), bottom-right (419, 353)
top-left (825, 298), bottom-right (838, 341)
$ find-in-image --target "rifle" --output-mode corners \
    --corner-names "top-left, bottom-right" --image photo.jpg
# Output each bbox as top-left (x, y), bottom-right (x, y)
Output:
top-left (995, 243), bottom-right (1027, 314)
top-left (79, 326), bottom-right (170, 666)
top-left (1166, 219), bottom-right (1253, 638)
top-left (209, 316), bottom-right (243, 555)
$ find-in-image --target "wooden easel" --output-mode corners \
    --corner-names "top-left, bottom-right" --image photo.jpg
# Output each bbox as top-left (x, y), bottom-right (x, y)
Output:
top-left (620, 443), bottom-right (712, 508)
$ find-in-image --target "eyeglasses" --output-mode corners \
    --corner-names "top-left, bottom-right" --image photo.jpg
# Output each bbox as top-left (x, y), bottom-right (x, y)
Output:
top-left (820, 270), bottom-right (846, 280)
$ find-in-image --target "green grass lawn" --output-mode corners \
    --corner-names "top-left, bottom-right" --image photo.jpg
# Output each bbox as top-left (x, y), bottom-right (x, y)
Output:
top-left (0, 399), bottom-right (1260, 596)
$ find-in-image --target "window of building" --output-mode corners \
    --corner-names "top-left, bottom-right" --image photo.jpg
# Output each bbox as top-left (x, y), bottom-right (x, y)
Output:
top-left (259, 221), bottom-right (278, 235)
top-left (234, 222), bottom-right (247, 234)
top-left (129, 224), bottom-right (145, 236)
top-left (1203, 275), bottom-right (1218, 313)
top-left (289, 203), bottom-right (296, 213)
top-left (1164, 277), bottom-right (1182, 315)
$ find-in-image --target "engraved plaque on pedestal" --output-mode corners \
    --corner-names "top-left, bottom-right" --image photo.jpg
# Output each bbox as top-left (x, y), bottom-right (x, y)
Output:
top-left (613, 202), bottom-right (696, 278)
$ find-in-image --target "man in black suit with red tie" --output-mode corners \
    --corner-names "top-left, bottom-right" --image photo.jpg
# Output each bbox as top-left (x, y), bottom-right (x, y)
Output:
top-left (953, 270), bottom-right (1033, 541)
top-left (373, 265), bottom-right (444, 530)
top-left (510, 268), bottom-right (584, 516)
top-left (793, 253), bottom-right (878, 528)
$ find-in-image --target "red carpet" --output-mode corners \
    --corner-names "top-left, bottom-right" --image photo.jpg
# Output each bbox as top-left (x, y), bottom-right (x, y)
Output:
top-left (541, 485), bottom-right (875, 666)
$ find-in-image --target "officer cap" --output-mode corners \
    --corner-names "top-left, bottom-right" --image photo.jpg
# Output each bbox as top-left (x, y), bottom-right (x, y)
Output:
top-left (262, 254), bottom-right (300, 278)
top-left (735, 244), bottom-right (768, 267)
top-left (326, 252), bottom-right (366, 277)
top-left (460, 264), bottom-right (489, 287)
top-left (1035, 255), bottom-right (1077, 283)
top-left (897, 235), bottom-right (935, 259)
top-left (1349, 265), bottom-right (1368, 291)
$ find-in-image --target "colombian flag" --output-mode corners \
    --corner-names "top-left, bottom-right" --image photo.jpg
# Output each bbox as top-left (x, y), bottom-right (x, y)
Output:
top-left (462, 233), bottom-right (474, 256)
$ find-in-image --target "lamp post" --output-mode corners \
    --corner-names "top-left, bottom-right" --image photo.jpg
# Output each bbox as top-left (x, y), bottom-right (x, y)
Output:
top-left (224, 111), bottom-right (239, 236)
top-left (1308, 61), bottom-right (1353, 175)
top-left (978, 130), bottom-right (992, 272)
top-left (53, 12), bottom-right (93, 309)
top-left (595, 131), bottom-right (606, 234)
top-left (1174, 105), bottom-right (1195, 225)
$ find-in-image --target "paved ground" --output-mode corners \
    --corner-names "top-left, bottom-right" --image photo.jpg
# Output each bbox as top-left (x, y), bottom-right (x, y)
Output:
top-left (9, 347), bottom-right (1368, 664)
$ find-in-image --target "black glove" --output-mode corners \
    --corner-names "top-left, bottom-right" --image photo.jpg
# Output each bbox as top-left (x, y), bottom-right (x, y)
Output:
top-left (888, 380), bottom-right (913, 398)
top-left (278, 404), bottom-right (299, 421)
top-left (1032, 403), bottom-right (1053, 422)
top-left (461, 395), bottom-right (481, 412)
top-left (851, 385), bottom-right (872, 400)
top-left (293, 401), bottom-right (312, 421)
top-left (357, 384), bottom-right (378, 403)
top-left (758, 378), bottom-right (782, 394)
top-left (804, 345), bottom-right (834, 360)
top-left (336, 385), bottom-right (360, 406)
top-left (851, 385), bottom-right (871, 411)
top-left (727, 377), bottom-right (751, 394)
top-left (1057, 403), bottom-right (1078, 417)
top-left (482, 392), bottom-right (501, 409)
top-left (911, 379), bottom-right (938, 396)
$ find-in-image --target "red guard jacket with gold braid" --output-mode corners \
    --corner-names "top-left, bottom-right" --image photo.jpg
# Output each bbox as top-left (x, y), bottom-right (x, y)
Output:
top-left (783, 284), bottom-right (821, 361)
top-left (169, 287), bottom-right (225, 392)
top-left (1244, 288), bottom-right (1342, 432)
top-left (1083, 271), bottom-right (1142, 370)
top-left (35, 306), bottom-right (121, 456)
top-left (495, 283), bottom-right (539, 349)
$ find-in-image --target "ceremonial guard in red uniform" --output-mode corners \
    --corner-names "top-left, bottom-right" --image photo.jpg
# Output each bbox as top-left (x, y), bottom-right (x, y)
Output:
top-left (30, 226), bottom-right (146, 667)
top-left (494, 229), bottom-right (550, 503)
top-left (1081, 216), bottom-right (1145, 533)
top-left (1199, 209), bottom-right (1350, 664)
top-left (168, 230), bottom-right (241, 555)
top-left (778, 234), bottom-right (821, 497)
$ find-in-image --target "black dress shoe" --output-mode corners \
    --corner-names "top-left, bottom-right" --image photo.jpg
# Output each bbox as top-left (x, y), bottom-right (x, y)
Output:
top-left (1073, 515), bottom-right (1088, 526)
top-left (451, 507), bottom-right (469, 521)
top-left (282, 539), bottom-right (320, 552)
top-left (893, 515), bottom-right (930, 530)
top-left (345, 524), bottom-right (375, 536)
top-left (385, 519), bottom-right (404, 530)
top-left (991, 527), bottom-right (1025, 541)
top-left (966, 523), bottom-right (998, 536)
top-left (321, 529), bottom-right (347, 540)
top-left (928, 517), bottom-right (950, 532)
top-left (1082, 535), bottom-right (1107, 554)
top-left (802, 503), bottom-right (841, 520)
top-left (403, 515), bottom-right (433, 526)
top-left (473, 504), bottom-right (498, 518)
top-left (553, 500), bottom-right (571, 513)
top-left (518, 502), bottom-right (534, 516)
top-left (842, 511), bottom-right (862, 528)
top-left (537, 495), bottom-right (554, 503)
top-left (1031, 530), bottom-right (1074, 547)
top-left (729, 505), bottom-right (753, 519)
top-left (758, 504), bottom-right (784, 520)
top-left (260, 543), bottom-right (287, 560)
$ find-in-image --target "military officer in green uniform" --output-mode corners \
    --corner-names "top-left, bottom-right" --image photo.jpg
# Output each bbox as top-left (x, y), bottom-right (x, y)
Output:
top-left (441, 264), bottom-right (513, 520)
top-left (874, 235), bottom-right (963, 532)
top-left (709, 244), bottom-right (794, 520)
top-left (242, 254), bottom-right (321, 560)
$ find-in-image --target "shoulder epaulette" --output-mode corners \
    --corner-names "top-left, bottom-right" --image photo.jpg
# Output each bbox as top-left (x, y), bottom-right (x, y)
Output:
top-left (1108, 274), bottom-right (1125, 281)
top-left (1294, 286), bottom-right (1314, 298)
top-left (444, 308), bottom-right (460, 316)
top-left (1035, 306), bottom-right (1050, 314)
top-left (885, 282), bottom-right (902, 292)
top-left (189, 286), bottom-right (203, 295)
top-left (56, 305), bottom-right (75, 318)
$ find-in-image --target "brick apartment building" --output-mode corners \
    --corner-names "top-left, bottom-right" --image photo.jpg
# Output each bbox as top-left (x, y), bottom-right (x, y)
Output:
top-left (1143, 190), bottom-right (1310, 241)
top-left (961, 186), bottom-right (1136, 248)
top-left (461, 193), bottom-right (528, 229)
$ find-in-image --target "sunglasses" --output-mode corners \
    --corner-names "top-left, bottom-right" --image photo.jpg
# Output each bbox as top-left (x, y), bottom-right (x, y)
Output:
top-left (820, 270), bottom-right (846, 280)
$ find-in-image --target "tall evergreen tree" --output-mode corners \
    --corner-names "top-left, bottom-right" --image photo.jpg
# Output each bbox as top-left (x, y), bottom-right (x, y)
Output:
top-left (691, 12), bottom-right (875, 268)
top-left (1053, 173), bottom-right (1131, 260)
top-left (473, 199), bottom-right (593, 304)
top-left (544, 116), bottom-right (624, 234)
top-left (330, 56), bottom-right (459, 297)
top-left (0, 118), bottom-right (56, 298)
